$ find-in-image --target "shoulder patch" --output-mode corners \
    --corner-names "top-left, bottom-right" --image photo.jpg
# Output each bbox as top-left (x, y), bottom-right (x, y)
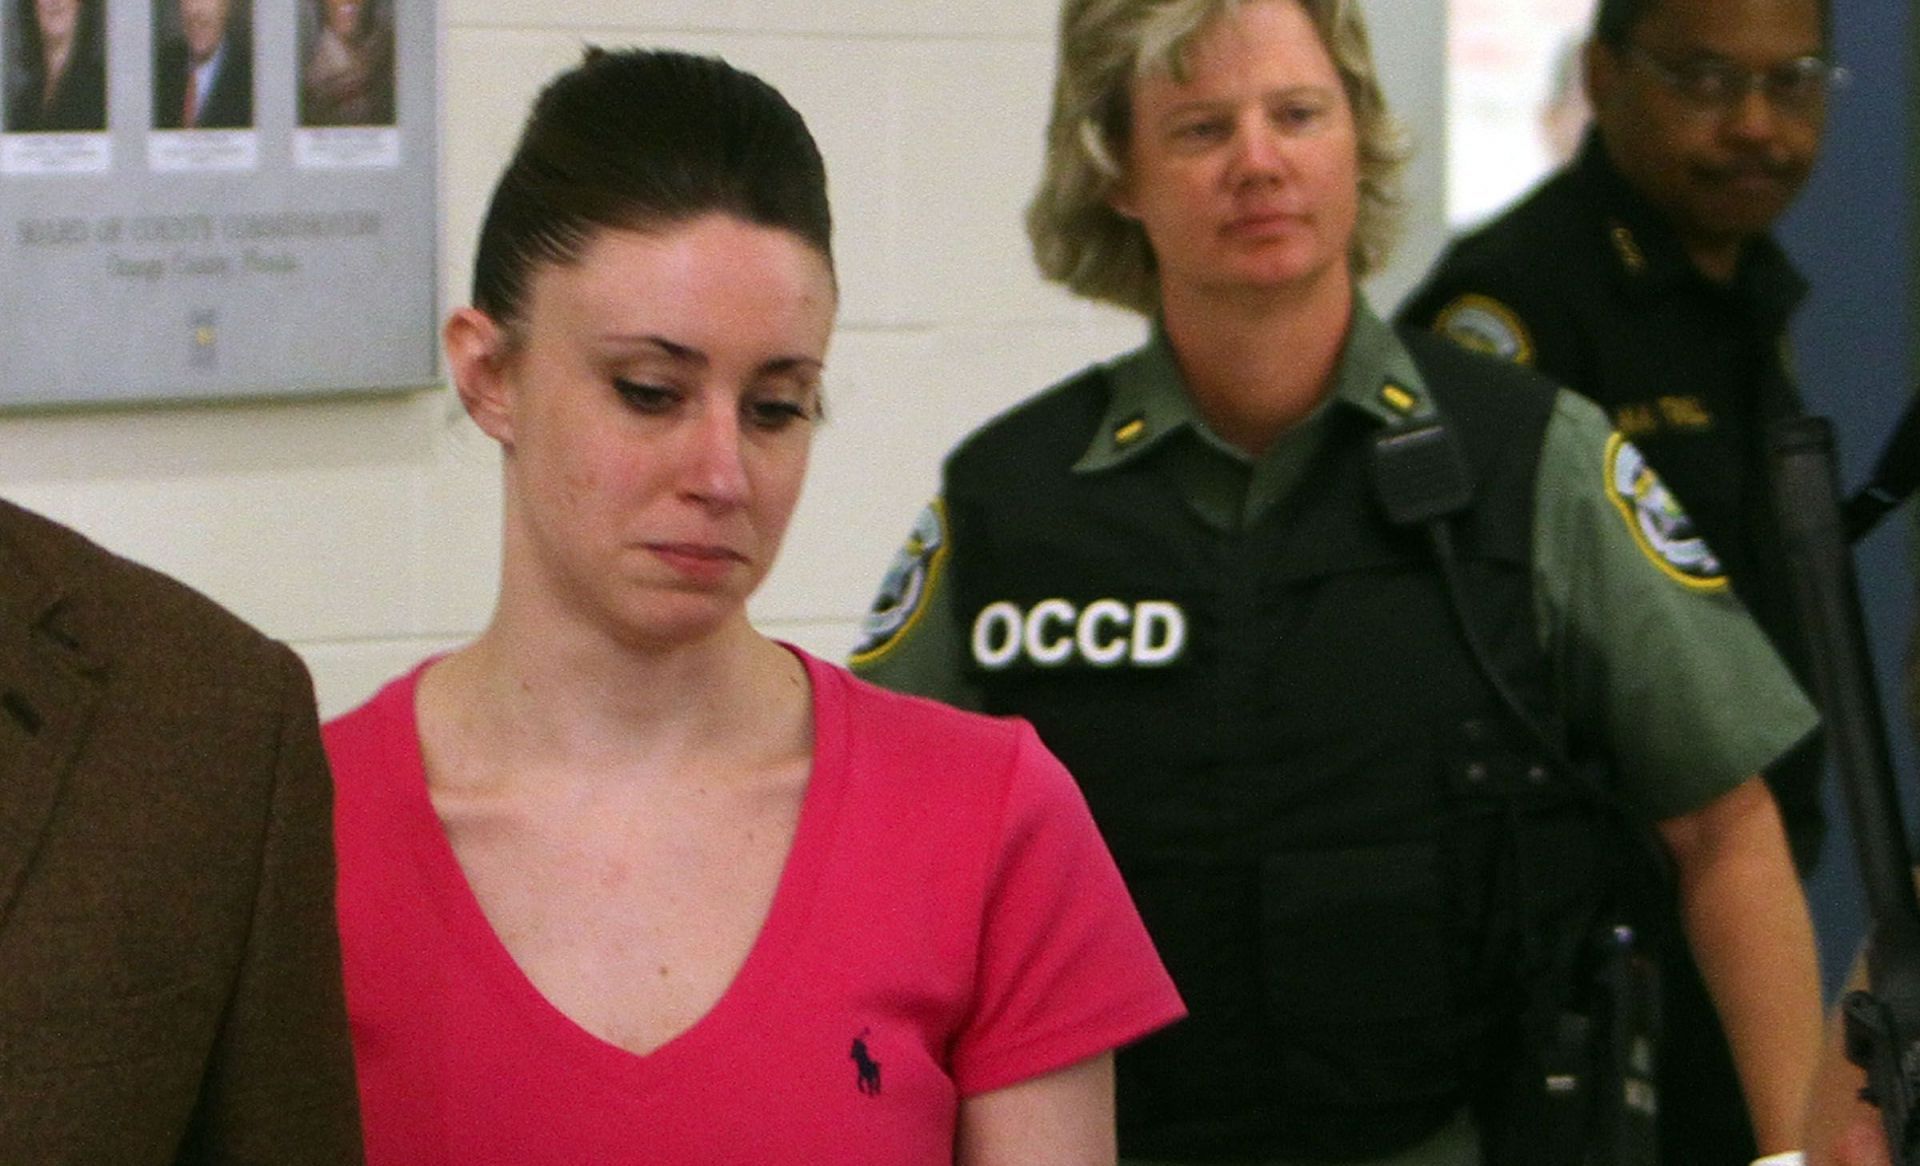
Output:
top-left (1432, 293), bottom-right (1535, 367)
top-left (849, 500), bottom-right (950, 665)
top-left (1603, 434), bottom-right (1727, 590)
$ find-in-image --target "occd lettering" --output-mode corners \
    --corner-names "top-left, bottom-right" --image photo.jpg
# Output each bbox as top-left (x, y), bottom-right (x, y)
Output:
top-left (970, 599), bottom-right (1186, 670)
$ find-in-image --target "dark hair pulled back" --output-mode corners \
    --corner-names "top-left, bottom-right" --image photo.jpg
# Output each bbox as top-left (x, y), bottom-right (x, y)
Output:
top-left (470, 46), bottom-right (832, 327)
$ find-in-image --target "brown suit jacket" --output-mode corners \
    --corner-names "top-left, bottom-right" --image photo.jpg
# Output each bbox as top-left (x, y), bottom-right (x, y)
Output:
top-left (0, 499), bottom-right (362, 1164)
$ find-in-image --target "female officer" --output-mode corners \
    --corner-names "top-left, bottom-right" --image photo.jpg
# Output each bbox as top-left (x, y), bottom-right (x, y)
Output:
top-left (6, 0), bottom-right (106, 132)
top-left (299, 0), bottom-right (394, 126)
top-left (852, 1), bottom-right (1821, 1163)
top-left (324, 47), bottom-right (1182, 1165)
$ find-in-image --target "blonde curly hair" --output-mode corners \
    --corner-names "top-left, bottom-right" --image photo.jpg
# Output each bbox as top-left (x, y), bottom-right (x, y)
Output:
top-left (1026, 0), bottom-right (1409, 315)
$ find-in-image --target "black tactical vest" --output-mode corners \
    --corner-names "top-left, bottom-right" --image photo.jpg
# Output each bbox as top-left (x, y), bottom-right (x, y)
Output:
top-left (943, 333), bottom-right (1610, 1160)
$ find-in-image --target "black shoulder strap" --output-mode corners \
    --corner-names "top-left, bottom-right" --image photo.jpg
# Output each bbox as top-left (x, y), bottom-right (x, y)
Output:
top-left (1367, 401), bottom-right (1624, 820)
top-left (1844, 391), bottom-right (1920, 543)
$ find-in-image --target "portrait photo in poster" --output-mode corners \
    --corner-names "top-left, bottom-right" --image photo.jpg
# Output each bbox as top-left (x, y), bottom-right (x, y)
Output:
top-left (298, 0), bottom-right (393, 128)
top-left (0, 0), bottom-right (436, 408)
top-left (153, 0), bottom-right (254, 131)
top-left (5, 0), bottom-right (108, 133)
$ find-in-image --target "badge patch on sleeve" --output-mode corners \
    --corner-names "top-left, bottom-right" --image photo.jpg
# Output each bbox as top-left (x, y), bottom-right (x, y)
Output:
top-left (1604, 435), bottom-right (1726, 590)
top-left (1433, 294), bottom-right (1535, 366)
top-left (849, 500), bottom-right (949, 664)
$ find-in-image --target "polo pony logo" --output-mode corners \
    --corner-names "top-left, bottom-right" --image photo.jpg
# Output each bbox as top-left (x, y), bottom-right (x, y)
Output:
top-left (850, 1029), bottom-right (882, 1096)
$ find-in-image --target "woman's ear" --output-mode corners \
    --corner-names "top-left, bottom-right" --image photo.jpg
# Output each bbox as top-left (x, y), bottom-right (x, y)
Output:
top-left (1105, 172), bottom-right (1140, 222)
top-left (1085, 119), bottom-right (1138, 221)
top-left (444, 307), bottom-right (515, 447)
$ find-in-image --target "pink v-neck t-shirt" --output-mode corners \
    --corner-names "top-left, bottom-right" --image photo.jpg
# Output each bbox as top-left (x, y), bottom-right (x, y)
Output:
top-left (326, 649), bottom-right (1184, 1164)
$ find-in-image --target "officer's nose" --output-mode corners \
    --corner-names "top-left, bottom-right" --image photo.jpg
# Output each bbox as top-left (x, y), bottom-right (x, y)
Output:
top-left (1231, 115), bottom-right (1288, 185)
top-left (1723, 85), bottom-right (1784, 144)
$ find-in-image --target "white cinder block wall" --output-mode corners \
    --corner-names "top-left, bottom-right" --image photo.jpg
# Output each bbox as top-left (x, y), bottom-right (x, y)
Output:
top-left (0, 2), bottom-right (1444, 719)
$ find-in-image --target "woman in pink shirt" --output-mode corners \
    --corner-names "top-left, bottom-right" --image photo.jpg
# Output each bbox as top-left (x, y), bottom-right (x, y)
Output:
top-left (325, 46), bottom-right (1183, 1165)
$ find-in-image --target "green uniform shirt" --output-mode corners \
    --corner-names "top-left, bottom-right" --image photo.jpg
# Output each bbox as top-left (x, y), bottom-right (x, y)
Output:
top-left (854, 299), bottom-right (1816, 823)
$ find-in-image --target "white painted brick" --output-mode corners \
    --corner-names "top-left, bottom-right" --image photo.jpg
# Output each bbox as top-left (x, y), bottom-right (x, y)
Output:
top-left (449, 0), bottom-right (1048, 38)
top-left (2, 393), bottom-right (439, 637)
top-left (47, 462), bottom-right (416, 643)
top-left (706, 38), bottom-right (912, 330)
top-left (450, 0), bottom-right (715, 30)
top-left (750, 330), bottom-right (943, 627)
top-left (302, 637), bottom-right (468, 722)
top-left (755, 618), bottom-right (863, 668)
top-left (408, 401), bottom-right (505, 637)
top-left (895, 39), bottom-right (1070, 327)
top-left (754, 2), bottom-right (1049, 39)
top-left (441, 30), bottom-right (592, 317)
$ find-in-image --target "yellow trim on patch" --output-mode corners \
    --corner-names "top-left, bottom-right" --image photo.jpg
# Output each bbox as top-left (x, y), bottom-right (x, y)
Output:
top-left (1113, 417), bottom-right (1148, 446)
top-left (848, 498), bottom-right (953, 667)
top-left (1601, 434), bottom-right (1728, 592)
top-left (1433, 293), bottom-right (1535, 366)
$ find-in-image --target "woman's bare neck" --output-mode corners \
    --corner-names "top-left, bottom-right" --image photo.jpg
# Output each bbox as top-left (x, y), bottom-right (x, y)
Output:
top-left (419, 614), bottom-right (809, 798)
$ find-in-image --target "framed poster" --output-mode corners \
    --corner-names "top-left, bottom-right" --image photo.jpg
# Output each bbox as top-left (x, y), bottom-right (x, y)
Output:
top-left (0, 0), bottom-right (435, 408)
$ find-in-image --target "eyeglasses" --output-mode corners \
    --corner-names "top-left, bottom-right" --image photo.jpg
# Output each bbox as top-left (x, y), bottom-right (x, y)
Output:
top-left (1625, 45), bottom-right (1848, 116)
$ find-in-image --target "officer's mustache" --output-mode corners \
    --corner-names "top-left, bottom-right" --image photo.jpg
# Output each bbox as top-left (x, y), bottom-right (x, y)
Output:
top-left (1697, 152), bottom-right (1807, 184)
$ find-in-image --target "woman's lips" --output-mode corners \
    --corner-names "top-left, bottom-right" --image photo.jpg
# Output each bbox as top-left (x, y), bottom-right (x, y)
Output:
top-left (648, 541), bottom-right (747, 582)
top-left (1223, 209), bottom-right (1306, 238)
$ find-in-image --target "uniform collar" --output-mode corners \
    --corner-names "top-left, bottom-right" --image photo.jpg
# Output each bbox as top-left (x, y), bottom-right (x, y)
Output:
top-left (1574, 130), bottom-right (1807, 327)
top-left (1338, 302), bottom-right (1436, 426)
top-left (1074, 328), bottom-right (1196, 471)
top-left (1075, 297), bottom-right (1434, 472)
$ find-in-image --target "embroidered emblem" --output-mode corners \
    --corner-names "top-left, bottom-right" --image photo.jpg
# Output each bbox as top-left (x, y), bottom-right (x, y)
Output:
top-left (1113, 416), bottom-right (1148, 447)
top-left (1657, 395), bottom-right (1713, 431)
top-left (1380, 383), bottom-right (1417, 415)
top-left (1612, 404), bottom-right (1659, 437)
top-left (849, 501), bottom-right (949, 665)
top-left (851, 1029), bottom-right (883, 1096)
top-left (1604, 434), bottom-right (1726, 590)
top-left (1609, 223), bottom-right (1648, 274)
top-left (1613, 397), bottom-right (1714, 438)
top-left (1432, 294), bottom-right (1534, 366)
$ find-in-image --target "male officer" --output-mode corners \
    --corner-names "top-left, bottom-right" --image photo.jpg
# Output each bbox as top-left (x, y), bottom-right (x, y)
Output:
top-left (0, 498), bottom-right (362, 1162)
top-left (1398, 1), bottom-right (1835, 1162)
top-left (153, 0), bottom-right (253, 129)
